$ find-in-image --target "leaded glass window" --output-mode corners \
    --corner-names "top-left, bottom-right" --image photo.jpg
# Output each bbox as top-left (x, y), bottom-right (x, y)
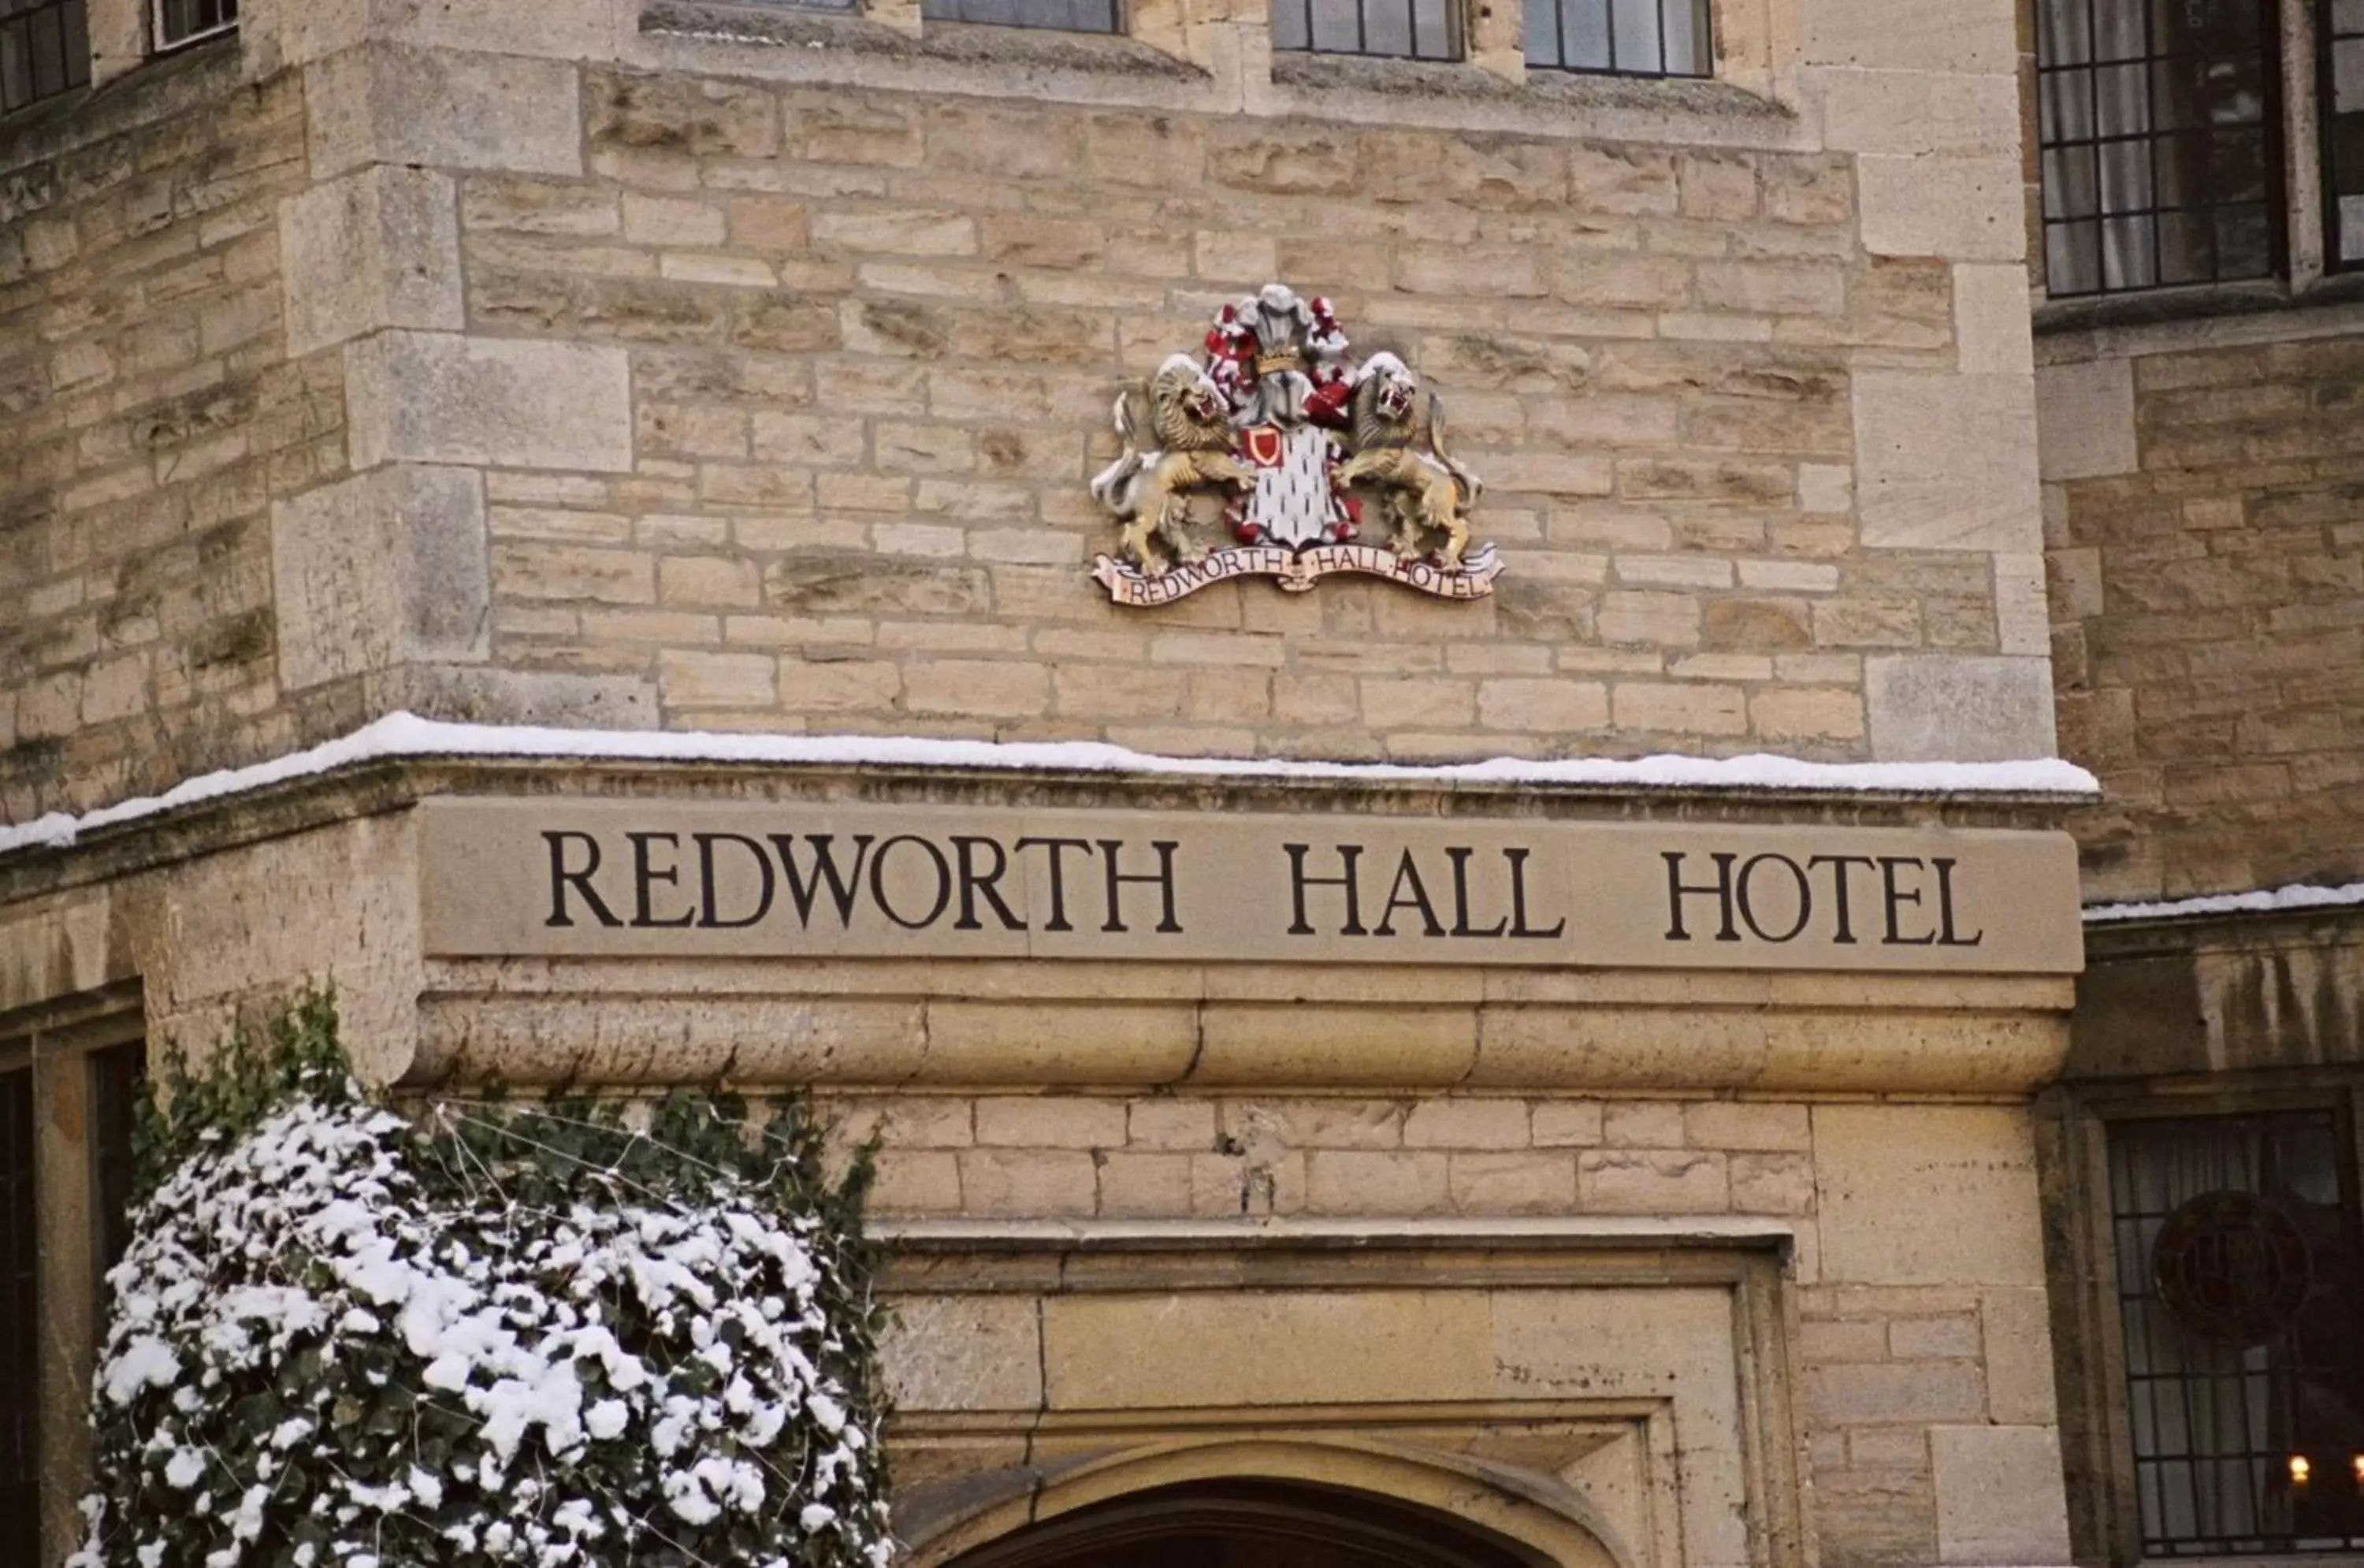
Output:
top-left (0, 0), bottom-right (87, 116)
top-left (2326, 0), bottom-right (2364, 267)
top-left (2109, 1113), bottom-right (2364, 1555)
top-left (2036, 0), bottom-right (2280, 295)
top-left (157, 0), bottom-right (237, 49)
top-left (1526, 0), bottom-right (1708, 76)
top-left (1270, 0), bottom-right (1460, 61)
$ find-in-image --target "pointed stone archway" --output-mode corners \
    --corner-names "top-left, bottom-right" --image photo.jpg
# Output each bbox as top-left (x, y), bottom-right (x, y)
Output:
top-left (939, 1478), bottom-right (1552, 1568)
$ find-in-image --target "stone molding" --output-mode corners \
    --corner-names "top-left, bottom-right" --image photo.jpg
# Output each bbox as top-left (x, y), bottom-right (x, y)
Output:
top-left (0, 759), bottom-right (2080, 1095)
top-left (0, 746), bottom-right (2090, 901)
top-left (871, 1214), bottom-right (1801, 1247)
top-left (875, 1228), bottom-right (1801, 1568)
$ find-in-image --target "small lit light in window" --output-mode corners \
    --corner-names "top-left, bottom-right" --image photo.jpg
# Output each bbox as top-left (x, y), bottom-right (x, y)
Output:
top-left (2351, 1454), bottom-right (2364, 1484)
top-left (2290, 1455), bottom-right (2312, 1484)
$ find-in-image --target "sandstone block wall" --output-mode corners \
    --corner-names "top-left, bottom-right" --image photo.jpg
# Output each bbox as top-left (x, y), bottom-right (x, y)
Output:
top-left (428, 61), bottom-right (2054, 767)
top-left (831, 1087), bottom-right (2070, 1568)
top-left (0, 47), bottom-right (334, 826)
top-left (0, 0), bottom-right (2065, 823)
top-left (2037, 329), bottom-right (2364, 901)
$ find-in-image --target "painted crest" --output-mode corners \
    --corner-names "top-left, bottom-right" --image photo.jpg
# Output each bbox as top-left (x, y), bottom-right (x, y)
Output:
top-left (1087, 284), bottom-right (1500, 603)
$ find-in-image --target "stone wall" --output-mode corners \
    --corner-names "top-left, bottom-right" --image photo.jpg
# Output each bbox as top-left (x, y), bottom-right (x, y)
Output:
top-left (0, 761), bottom-right (2082, 1568)
top-left (0, 44), bottom-right (331, 825)
top-left (406, 58), bottom-right (2053, 766)
top-left (2038, 325), bottom-right (2364, 901)
top-left (830, 1087), bottom-right (2067, 1568)
top-left (2, 0), bottom-right (2065, 824)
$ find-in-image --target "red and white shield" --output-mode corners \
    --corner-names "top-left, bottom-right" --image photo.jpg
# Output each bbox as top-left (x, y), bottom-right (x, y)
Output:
top-left (1240, 425), bottom-right (1285, 469)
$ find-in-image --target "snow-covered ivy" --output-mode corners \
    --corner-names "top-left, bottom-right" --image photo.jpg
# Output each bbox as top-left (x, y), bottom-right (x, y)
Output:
top-left (71, 990), bottom-right (892, 1568)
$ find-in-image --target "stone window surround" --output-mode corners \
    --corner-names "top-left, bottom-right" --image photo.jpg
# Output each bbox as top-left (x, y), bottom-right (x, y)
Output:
top-left (0, 0), bottom-right (226, 102)
top-left (627, 0), bottom-right (1805, 154)
top-left (2030, 0), bottom-right (2360, 346)
top-left (663, 0), bottom-right (1784, 94)
top-left (46, 0), bottom-right (1822, 159)
top-left (0, 987), bottom-right (142, 1567)
top-left (2043, 1079), bottom-right (2364, 1568)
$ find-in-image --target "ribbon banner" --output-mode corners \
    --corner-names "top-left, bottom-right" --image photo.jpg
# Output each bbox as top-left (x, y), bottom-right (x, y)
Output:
top-left (1092, 543), bottom-right (1505, 604)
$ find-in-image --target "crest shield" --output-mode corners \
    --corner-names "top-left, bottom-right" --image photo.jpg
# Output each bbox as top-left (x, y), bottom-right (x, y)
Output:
top-left (1244, 425), bottom-right (1344, 551)
top-left (1087, 283), bottom-right (1500, 603)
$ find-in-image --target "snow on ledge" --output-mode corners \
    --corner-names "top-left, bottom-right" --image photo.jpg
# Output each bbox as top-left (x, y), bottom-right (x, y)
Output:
top-left (2085, 879), bottom-right (2364, 926)
top-left (0, 711), bottom-right (2100, 859)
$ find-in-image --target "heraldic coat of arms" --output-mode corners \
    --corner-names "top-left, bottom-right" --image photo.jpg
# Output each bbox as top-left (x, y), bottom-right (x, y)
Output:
top-left (1087, 284), bottom-right (1503, 604)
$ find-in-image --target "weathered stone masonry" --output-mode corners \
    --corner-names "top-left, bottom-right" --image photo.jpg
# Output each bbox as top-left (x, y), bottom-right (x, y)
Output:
top-left (1, 6), bottom-right (2079, 1568)
top-left (0, 47), bottom-right (336, 826)
top-left (2040, 334), bottom-right (2364, 902)
top-left (4, 7), bottom-right (2063, 827)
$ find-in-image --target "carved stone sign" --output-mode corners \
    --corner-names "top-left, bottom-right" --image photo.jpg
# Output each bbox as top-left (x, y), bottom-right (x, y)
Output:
top-left (419, 800), bottom-right (2083, 975)
top-left (1087, 284), bottom-right (1496, 603)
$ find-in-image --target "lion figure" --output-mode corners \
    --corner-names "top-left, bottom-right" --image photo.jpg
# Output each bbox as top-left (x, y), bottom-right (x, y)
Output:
top-left (1333, 352), bottom-right (1481, 568)
top-left (1088, 354), bottom-right (1254, 575)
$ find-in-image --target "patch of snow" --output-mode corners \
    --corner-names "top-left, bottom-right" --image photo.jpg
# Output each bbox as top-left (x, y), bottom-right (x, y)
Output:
top-left (2085, 879), bottom-right (2364, 925)
top-left (0, 711), bottom-right (2101, 858)
top-left (76, 1092), bottom-right (889, 1568)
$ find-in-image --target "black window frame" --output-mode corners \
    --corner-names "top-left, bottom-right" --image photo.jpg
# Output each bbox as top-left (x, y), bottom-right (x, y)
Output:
top-left (2102, 1105), bottom-right (2364, 1559)
top-left (153, 0), bottom-right (238, 52)
top-left (1524, 0), bottom-right (1712, 79)
top-left (1269, 0), bottom-right (1463, 61)
top-left (917, 0), bottom-right (1120, 31)
top-left (2035, 0), bottom-right (2288, 299)
top-left (0, 0), bottom-right (89, 117)
top-left (2321, 0), bottom-right (2364, 271)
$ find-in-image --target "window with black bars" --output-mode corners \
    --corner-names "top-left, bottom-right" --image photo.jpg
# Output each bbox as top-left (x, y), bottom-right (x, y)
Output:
top-left (2328, 0), bottom-right (2364, 268)
top-left (1526, 0), bottom-right (1708, 76)
top-left (2107, 1113), bottom-right (2364, 1556)
top-left (0, 0), bottom-right (87, 116)
top-left (156, 0), bottom-right (236, 48)
top-left (2035, 0), bottom-right (2280, 296)
top-left (919, 0), bottom-right (1116, 29)
top-left (1270, 0), bottom-right (1459, 61)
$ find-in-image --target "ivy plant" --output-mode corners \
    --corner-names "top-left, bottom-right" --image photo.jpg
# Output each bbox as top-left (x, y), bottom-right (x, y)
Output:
top-left (72, 988), bottom-right (893, 1568)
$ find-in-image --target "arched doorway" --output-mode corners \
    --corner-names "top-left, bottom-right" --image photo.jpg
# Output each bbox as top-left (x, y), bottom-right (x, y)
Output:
top-left (941, 1479), bottom-right (1552, 1568)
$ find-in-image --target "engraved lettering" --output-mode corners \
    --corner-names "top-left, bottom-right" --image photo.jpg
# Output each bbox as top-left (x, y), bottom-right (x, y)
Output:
top-left (1505, 848), bottom-right (1566, 939)
top-left (870, 835), bottom-right (953, 931)
top-left (693, 832), bottom-right (775, 930)
top-left (1808, 854), bottom-right (1878, 945)
top-left (1935, 857), bottom-right (1984, 948)
top-left (1446, 846), bottom-right (1508, 938)
top-left (1285, 843), bottom-right (1365, 936)
top-left (1663, 851), bottom-right (1740, 942)
top-left (1015, 837), bottom-right (1094, 933)
top-left (543, 830), bottom-right (621, 929)
top-left (1099, 839), bottom-right (1183, 934)
top-left (628, 831), bottom-right (696, 929)
top-left (768, 834), bottom-right (875, 928)
top-left (953, 835), bottom-right (1027, 932)
top-left (1373, 850), bottom-right (1445, 938)
top-left (1879, 856), bottom-right (1937, 946)
top-left (1735, 853), bottom-right (1812, 943)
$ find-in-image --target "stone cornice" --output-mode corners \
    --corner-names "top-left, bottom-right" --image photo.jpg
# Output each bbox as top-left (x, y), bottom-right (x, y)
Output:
top-left (0, 719), bottom-right (2094, 907)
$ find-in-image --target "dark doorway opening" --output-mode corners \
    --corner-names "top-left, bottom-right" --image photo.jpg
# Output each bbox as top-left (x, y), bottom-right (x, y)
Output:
top-left (942, 1478), bottom-right (1548, 1568)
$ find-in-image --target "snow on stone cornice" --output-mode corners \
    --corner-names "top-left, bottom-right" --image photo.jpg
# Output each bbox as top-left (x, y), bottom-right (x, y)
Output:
top-left (2084, 880), bottom-right (2364, 925)
top-left (0, 712), bottom-right (2101, 858)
